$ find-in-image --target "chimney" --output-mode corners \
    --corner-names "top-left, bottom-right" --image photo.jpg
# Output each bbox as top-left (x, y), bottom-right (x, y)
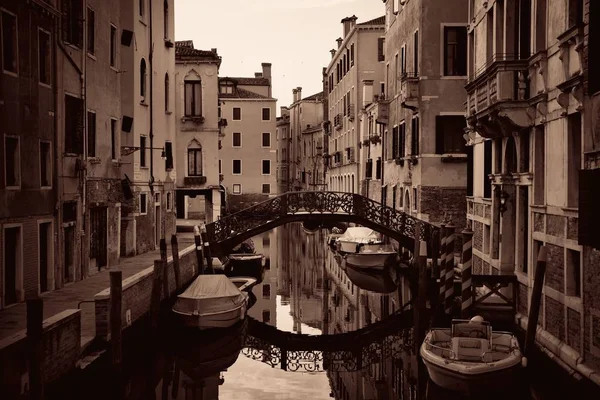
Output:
top-left (362, 80), bottom-right (374, 107)
top-left (292, 88), bottom-right (298, 103)
top-left (280, 106), bottom-right (289, 117)
top-left (255, 72), bottom-right (263, 78)
top-left (297, 87), bottom-right (302, 101)
top-left (211, 48), bottom-right (217, 54)
top-left (342, 15), bottom-right (358, 38)
top-left (330, 49), bottom-right (336, 59)
top-left (336, 37), bottom-right (343, 48)
top-left (262, 62), bottom-right (272, 96)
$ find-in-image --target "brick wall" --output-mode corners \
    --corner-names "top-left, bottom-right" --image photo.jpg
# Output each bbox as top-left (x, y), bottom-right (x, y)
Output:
top-left (420, 186), bottom-right (466, 254)
top-left (94, 243), bottom-right (198, 339)
top-left (518, 283), bottom-right (528, 316)
top-left (545, 244), bottom-right (564, 293)
top-left (0, 310), bottom-right (81, 396)
top-left (566, 308), bottom-right (581, 351)
top-left (545, 296), bottom-right (565, 342)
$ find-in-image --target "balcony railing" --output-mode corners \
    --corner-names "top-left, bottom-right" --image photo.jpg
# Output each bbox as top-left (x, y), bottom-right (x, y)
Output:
top-left (346, 103), bottom-right (355, 121)
top-left (184, 176), bottom-right (207, 186)
top-left (400, 72), bottom-right (419, 110)
top-left (334, 114), bottom-right (343, 130)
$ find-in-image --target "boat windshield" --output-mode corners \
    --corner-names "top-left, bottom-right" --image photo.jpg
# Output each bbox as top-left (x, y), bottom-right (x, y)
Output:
top-left (451, 320), bottom-right (491, 340)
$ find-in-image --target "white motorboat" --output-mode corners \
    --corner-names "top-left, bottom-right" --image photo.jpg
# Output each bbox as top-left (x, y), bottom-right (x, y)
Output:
top-left (335, 227), bottom-right (383, 254)
top-left (345, 245), bottom-right (397, 269)
top-left (420, 316), bottom-right (526, 394)
top-left (173, 275), bottom-right (249, 330)
top-left (229, 276), bottom-right (257, 292)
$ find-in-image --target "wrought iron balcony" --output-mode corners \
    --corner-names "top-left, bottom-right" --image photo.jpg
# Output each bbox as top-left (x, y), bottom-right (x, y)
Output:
top-left (346, 103), bottom-right (355, 121)
top-left (183, 176), bottom-right (207, 186)
top-left (400, 72), bottom-right (419, 110)
top-left (334, 114), bottom-right (343, 130)
top-left (465, 54), bottom-right (531, 138)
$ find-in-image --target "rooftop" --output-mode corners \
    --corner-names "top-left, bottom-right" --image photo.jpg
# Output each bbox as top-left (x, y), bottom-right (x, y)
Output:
top-left (175, 40), bottom-right (220, 61)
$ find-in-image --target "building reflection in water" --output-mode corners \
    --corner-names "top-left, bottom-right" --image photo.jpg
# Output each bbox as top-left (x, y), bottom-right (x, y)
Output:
top-left (246, 230), bottom-right (278, 327)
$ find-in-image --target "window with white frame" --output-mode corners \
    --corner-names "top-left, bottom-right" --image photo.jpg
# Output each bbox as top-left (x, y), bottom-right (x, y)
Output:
top-left (184, 80), bottom-right (202, 116)
top-left (166, 192), bottom-right (172, 211)
top-left (232, 184), bottom-right (242, 194)
top-left (2, 10), bottom-right (18, 74)
top-left (262, 160), bottom-right (271, 175)
top-left (232, 159), bottom-right (242, 175)
top-left (188, 142), bottom-right (202, 176)
top-left (233, 132), bottom-right (241, 147)
top-left (232, 107), bottom-right (241, 120)
top-left (262, 183), bottom-right (270, 194)
top-left (86, 7), bottom-right (95, 55)
top-left (110, 24), bottom-right (117, 67)
top-left (38, 29), bottom-right (51, 85)
top-left (262, 107), bottom-right (271, 121)
top-left (262, 132), bottom-right (271, 147)
top-left (4, 135), bottom-right (20, 187)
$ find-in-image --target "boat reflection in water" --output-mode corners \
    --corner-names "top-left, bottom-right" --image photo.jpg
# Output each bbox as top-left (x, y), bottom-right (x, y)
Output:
top-left (344, 263), bottom-right (401, 294)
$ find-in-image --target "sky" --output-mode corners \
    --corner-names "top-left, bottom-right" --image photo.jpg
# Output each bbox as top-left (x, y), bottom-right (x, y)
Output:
top-left (174, 0), bottom-right (384, 116)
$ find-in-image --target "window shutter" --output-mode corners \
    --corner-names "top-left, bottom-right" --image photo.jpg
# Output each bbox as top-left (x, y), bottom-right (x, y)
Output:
top-left (61, 0), bottom-right (69, 42)
top-left (466, 146), bottom-right (474, 196)
top-left (378, 38), bottom-right (385, 62)
top-left (165, 142), bottom-right (173, 170)
top-left (579, 169), bottom-right (600, 249)
top-left (435, 116), bottom-right (444, 154)
top-left (75, 98), bottom-right (84, 154)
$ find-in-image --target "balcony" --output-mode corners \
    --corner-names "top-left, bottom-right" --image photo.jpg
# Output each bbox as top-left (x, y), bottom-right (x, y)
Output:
top-left (334, 114), bottom-right (343, 130)
top-left (400, 72), bottom-right (419, 110)
top-left (346, 103), bottom-right (355, 121)
top-left (183, 176), bottom-right (207, 186)
top-left (465, 55), bottom-right (532, 139)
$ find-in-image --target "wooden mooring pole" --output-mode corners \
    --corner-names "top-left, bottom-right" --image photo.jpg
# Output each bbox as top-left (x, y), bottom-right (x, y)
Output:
top-left (200, 224), bottom-right (214, 273)
top-left (461, 228), bottom-right (474, 318)
top-left (27, 298), bottom-right (44, 400)
top-left (110, 271), bottom-right (123, 369)
top-left (444, 223), bottom-right (456, 315)
top-left (525, 245), bottom-right (547, 356)
top-left (194, 225), bottom-right (205, 274)
top-left (171, 234), bottom-right (181, 289)
top-left (438, 224), bottom-right (447, 319)
top-left (416, 240), bottom-right (429, 400)
top-left (160, 238), bottom-right (169, 298)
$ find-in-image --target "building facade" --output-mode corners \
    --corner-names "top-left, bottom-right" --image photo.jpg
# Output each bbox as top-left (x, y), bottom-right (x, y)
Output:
top-left (0, 0), bottom-right (58, 308)
top-left (325, 16), bottom-right (385, 194)
top-left (380, 0), bottom-right (468, 230)
top-left (174, 41), bottom-right (222, 222)
top-left (218, 64), bottom-right (277, 213)
top-left (466, 0), bottom-right (600, 384)
top-left (287, 88), bottom-right (325, 191)
top-left (276, 106), bottom-right (290, 194)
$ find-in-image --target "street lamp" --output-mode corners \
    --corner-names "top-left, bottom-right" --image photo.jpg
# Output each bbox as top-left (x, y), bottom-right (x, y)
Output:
top-left (120, 145), bottom-right (169, 160)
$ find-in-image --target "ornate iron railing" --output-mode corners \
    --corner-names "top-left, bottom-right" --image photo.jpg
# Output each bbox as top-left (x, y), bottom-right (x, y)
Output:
top-left (205, 191), bottom-right (439, 255)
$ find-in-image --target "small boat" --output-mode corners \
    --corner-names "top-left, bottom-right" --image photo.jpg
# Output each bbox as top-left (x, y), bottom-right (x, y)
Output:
top-left (173, 275), bottom-right (249, 330)
top-left (335, 227), bottom-right (383, 254)
top-left (345, 264), bottom-right (401, 293)
top-left (229, 276), bottom-right (257, 292)
top-left (223, 253), bottom-right (265, 282)
top-left (345, 245), bottom-right (397, 269)
top-left (420, 316), bottom-right (526, 394)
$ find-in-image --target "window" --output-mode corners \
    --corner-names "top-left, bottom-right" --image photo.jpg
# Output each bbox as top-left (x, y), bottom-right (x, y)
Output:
top-left (262, 160), bottom-right (271, 175)
top-left (262, 184), bottom-right (270, 194)
top-left (139, 0), bottom-right (144, 16)
top-left (590, 0), bottom-right (600, 94)
top-left (232, 132), bottom-right (241, 147)
top-left (40, 141), bottom-right (51, 187)
top-left (165, 142), bottom-right (173, 170)
top-left (110, 24), bottom-right (116, 67)
top-left (377, 37), bottom-right (385, 61)
top-left (2, 10), bottom-right (17, 73)
top-left (63, 0), bottom-right (83, 47)
top-left (218, 159), bottom-right (222, 174)
top-left (232, 107), bottom-right (241, 120)
top-left (262, 310), bottom-right (271, 323)
top-left (262, 108), bottom-right (271, 121)
top-left (184, 80), bottom-right (202, 116)
top-left (568, 0), bottom-right (584, 29)
top-left (533, 126), bottom-right (545, 205)
top-left (444, 26), bottom-right (467, 76)
top-left (110, 119), bottom-right (118, 160)
top-left (566, 249), bottom-right (581, 297)
top-left (376, 157), bottom-right (382, 179)
top-left (365, 159), bottom-right (373, 179)
top-left (87, 111), bottom-right (96, 157)
top-left (413, 188), bottom-right (418, 210)
top-left (232, 184), bottom-right (242, 194)
top-left (413, 30), bottom-right (419, 75)
top-left (140, 136), bottom-right (147, 167)
top-left (350, 43), bottom-right (354, 66)
top-left (4, 136), bottom-right (20, 187)
top-left (483, 140), bottom-right (492, 198)
top-left (166, 192), bottom-right (172, 211)
top-left (139, 193), bottom-right (147, 214)
top-left (411, 116), bottom-right (420, 155)
top-left (567, 113), bottom-right (582, 207)
top-left (188, 147), bottom-right (202, 176)
top-left (399, 123), bottom-right (406, 158)
top-left (163, 1), bottom-right (169, 39)
top-left (264, 257), bottom-right (271, 270)
top-left (65, 94), bottom-right (84, 154)
top-left (140, 58), bottom-right (147, 99)
top-left (232, 159), bottom-right (242, 175)
top-left (164, 73), bottom-right (169, 111)
top-left (435, 115), bottom-right (466, 154)
top-left (262, 132), bottom-right (271, 147)
top-left (86, 7), bottom-right (95, 55)
top-left (38, 29), bottom-right (51, 84)
top-left (262, 284), bottom-right (271, 299)
top-left (220, 81), bottom-right (234, 94)
top-left (401, 45), bottom-right (406, 75)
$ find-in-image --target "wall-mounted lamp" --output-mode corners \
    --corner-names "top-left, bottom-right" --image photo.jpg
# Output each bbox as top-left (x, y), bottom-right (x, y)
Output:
top-left (499, 189), bottom-right (509, 215)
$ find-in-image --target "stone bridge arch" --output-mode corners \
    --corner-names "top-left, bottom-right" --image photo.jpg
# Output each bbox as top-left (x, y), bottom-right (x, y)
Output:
top-left (205, 191), bottom-right (439, 256)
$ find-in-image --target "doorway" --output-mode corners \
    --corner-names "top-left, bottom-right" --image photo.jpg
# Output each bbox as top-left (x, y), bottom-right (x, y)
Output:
top-left (64, 226), bottom-right (75, 282)
top-left (90, 207), bottom-right (108, 270)
top-left (155, 204), bottom-right (161, 247)
top-left (176, 190), bottom-right (185, 219)
top-left (3, 226), bottom-right (21, 307)
top-left (39, 222), bottom-right (52, 293)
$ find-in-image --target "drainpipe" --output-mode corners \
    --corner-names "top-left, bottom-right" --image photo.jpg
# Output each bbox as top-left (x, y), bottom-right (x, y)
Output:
top-left (149, 0), bottom-right (155, 189)
top-left (82, 0), bottom-right (88, 277)
top-left (52, 14), bottom-right (60, 289)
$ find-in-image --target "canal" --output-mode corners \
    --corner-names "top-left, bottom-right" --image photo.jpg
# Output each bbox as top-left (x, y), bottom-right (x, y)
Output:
top-left (46, 223), bottom-right (595, 400)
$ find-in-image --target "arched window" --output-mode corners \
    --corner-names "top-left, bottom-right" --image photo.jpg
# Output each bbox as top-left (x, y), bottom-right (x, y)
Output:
top-left (140, 58), bottom-right (147, 99)
top-left (404, 190), bottom-right (410, 212)
top-left (164, 73), bottom-right (169, 112)
top-left (163, 1), bottom-right (169, 39)
top-left (188, 140), bottom-right (202, 176)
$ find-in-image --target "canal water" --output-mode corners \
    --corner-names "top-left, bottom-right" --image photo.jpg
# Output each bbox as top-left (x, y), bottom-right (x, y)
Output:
top-left (46, 223), bottom-right (593, 400)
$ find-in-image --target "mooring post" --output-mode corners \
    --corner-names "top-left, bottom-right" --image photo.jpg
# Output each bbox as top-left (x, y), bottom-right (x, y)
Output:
top-left (461, 228), bottom-right (474, 318)
top-left (110, 271), bottom-right (123, 371)
top-left (171, 234), bottom-right (181, 289)
top-left (411, 222), bottom-right (421, 316)
top-left (200, 224), bottom-right (214, 274)
top-left (416, 240), bottom-right (429, 400)
top-left (525, 246), bottom-right (547, 356)
top-left (194, 225), bottom-right (205, 274)
top-left (151, 258), bottom-right (164, 330)
top-left (438, 224), bottom-right (447, 317)
top-left (429, 229), bottom-right (440, 313)
top-left (27, 298), bottom-right (44, 400)
top-left (444, 223), bottom-right (456, 315)
top-left (160, 238), bottom-right (169, 298)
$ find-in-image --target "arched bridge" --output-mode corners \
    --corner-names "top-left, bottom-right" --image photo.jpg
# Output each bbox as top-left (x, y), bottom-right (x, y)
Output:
top-left (242, 308), bottom-right (414, 372)
top-left (206, 191), bottom-right (440, 256)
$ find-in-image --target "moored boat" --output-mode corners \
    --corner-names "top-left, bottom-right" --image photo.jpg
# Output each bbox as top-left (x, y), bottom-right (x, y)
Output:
top-left (344, 244), bottom-right (397, 269)
top-left (420, 316), bottom-right (526, 394)
top-left (173, 275), bottom-right (249, 330)
top-left (335, 227), bottom-right (383, 254)
top-left (223, 253), bottom-right (265, 282)
top-left (229, 276), bottom-right (257, 292)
